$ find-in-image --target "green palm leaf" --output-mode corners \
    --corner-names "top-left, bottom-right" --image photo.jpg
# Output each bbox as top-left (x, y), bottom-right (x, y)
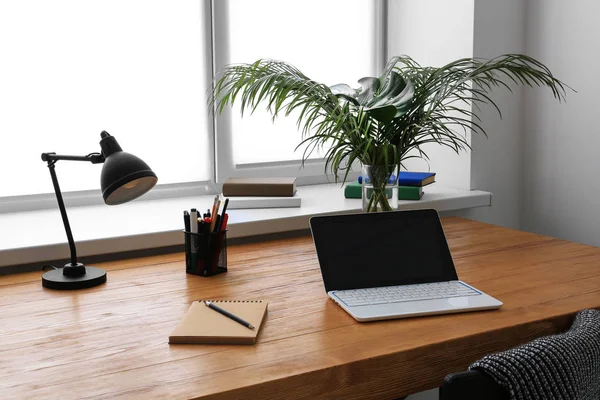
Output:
top-left (211, 55), bottom-right (572, 185)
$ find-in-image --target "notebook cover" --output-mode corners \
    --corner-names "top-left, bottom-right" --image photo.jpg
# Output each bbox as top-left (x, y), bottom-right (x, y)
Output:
top-left (169, 300), bottom-right (268, 345)
top-left (222, 177), bottom-right (297, 197)
top-left (397, 172), bottom-right (435, 187)
top-left (358, 172), bottom-right (436, 187)
top-left (344, 181), bottom-right (423, 200)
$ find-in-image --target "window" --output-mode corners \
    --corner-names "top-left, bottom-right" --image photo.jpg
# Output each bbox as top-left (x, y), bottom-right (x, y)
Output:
top-left (0, 0), bottom-right (385, 211)
top-left (213, 0), bottom-right (382, 183)
top-left (0, 0), bottom-right (212, 202)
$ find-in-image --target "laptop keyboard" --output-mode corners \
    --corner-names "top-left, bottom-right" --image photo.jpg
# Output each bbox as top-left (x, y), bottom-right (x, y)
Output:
top-left (333, 281), bottom-right (481, 307)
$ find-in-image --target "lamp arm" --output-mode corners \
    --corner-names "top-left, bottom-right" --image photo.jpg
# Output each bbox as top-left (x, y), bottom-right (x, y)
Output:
top-left (41, 151), bottom-right (104, 269)
top-left (45, 161), bottom-right (79, 266)
top-left (42, 152), bottom-right (105, 164)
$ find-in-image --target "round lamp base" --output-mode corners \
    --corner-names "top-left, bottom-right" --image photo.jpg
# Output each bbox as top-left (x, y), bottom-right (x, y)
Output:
top-left (42, 266), bottom-right (107, 290)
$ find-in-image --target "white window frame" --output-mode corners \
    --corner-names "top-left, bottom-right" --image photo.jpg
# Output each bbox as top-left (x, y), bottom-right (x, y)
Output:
top-left (211, 0), bottom-right (388, 186)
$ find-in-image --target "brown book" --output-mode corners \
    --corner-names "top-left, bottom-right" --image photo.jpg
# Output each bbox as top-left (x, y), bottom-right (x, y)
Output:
top-left (222, 177), bottom-right (297, 197)
top-left (169, 300), bottom-right (268, 345)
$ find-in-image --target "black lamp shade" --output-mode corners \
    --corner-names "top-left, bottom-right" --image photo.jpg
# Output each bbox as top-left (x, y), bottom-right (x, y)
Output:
top-left (101, 154), bottom-right (157, 205)
top-left (99, 132), bottom-right (157, 205)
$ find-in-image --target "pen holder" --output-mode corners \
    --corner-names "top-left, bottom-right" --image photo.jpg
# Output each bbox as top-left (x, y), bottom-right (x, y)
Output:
top-left (183, 230), bottom-right (228, 277)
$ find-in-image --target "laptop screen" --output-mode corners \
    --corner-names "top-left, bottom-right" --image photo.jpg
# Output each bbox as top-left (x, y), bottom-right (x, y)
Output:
top-left (310, 209), bottom-right (458, 292)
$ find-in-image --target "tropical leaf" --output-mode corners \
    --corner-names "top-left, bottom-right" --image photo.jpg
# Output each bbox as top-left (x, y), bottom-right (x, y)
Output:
top-left (329, 69), bottom-right (415, 123)
top-left (356, 77), bottom-right (380, 105)
top-left (330, 83), bottom-right (359, 105)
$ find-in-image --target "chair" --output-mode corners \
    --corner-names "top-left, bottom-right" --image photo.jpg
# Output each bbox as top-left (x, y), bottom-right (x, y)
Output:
top-left (440, 309), bottom-right (600, 400)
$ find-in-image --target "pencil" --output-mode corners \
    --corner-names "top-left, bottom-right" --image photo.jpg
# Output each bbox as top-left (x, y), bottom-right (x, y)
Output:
top-left (210, 198), bottom-right (220, 232)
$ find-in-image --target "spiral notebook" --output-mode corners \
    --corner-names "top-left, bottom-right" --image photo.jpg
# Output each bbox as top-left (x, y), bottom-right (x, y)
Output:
top-left (169, 300), bottom-right (268, 345)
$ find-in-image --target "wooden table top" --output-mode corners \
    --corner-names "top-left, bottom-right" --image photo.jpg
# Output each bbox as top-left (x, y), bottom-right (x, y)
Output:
top-left (2, 217), bottom-right (600, 400)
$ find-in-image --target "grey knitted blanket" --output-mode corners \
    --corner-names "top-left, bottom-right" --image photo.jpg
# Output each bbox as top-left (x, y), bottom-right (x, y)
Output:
top-left (470, 309), bottom-right (600, 400)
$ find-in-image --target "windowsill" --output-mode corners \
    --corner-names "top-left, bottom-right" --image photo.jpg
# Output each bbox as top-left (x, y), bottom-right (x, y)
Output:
top-left (0, 183), bottom-right (491, 269)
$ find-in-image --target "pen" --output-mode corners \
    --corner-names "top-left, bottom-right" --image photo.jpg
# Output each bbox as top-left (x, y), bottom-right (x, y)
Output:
top-left (183, 210), bottom-right (190, 232)
top-left (203, 300), bottom-right (255, 330)
top-left (219, 198), bottom-right (229, 231)
top-left (221, 197), bottom-right (229, 215)
top-left (189, 208), bottom-right (199, 273)
top-left (183, 211), bottom-right (191, 265)
top-left (190, 208), bottom-right (198, 251)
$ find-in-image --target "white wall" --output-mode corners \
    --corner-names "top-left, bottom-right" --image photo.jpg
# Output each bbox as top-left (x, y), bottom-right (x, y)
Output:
top-left (387, 0), bottom-right (475, 190)
top-left (388, 0), bottom-right (526, 228)
top-left (459, 0), bottom-right (526, 229)
top-left (521, 0), bottom-right (600, 246)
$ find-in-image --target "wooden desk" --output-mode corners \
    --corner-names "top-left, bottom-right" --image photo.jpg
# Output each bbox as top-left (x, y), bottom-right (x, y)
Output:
top-left (2, 217), bottom-right (600, 399)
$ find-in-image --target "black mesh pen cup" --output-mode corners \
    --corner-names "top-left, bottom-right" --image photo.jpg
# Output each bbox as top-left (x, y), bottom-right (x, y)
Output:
top-left (183, 230), bottom-right (227, 277)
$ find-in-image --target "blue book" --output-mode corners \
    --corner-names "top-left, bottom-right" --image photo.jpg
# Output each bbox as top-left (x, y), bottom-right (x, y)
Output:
top-left (358, 171), bottom-right (436, 187)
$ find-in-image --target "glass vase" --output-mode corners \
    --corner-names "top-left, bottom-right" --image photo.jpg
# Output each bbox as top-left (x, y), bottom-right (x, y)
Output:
top-left (361, 164), bottom-right (398, 212)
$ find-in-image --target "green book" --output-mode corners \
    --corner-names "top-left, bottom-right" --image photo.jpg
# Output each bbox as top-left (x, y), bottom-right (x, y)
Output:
top-left (344, 181), bottom-right (424, 201)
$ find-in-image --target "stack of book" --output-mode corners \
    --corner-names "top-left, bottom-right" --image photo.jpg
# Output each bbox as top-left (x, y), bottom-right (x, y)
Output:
top-left (344, 171), bottom-right (436, 201)
top-left (222, 177), bottom-right (300, 209)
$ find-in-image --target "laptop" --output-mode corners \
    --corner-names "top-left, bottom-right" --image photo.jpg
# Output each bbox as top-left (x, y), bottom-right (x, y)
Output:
top-left (309, 209), bottom-right (502, 322)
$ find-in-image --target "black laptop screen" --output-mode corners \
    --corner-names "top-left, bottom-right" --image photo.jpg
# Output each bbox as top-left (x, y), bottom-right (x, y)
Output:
top-left (310, 209), bottom-right (459, 292)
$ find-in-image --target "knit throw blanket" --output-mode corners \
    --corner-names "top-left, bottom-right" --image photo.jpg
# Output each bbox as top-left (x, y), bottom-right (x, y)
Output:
top-left (470, 309), bottom-right (600, 400)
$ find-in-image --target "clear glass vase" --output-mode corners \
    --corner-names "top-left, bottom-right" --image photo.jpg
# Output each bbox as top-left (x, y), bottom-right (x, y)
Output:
top-left (361, 164), bottom-right (398, 212)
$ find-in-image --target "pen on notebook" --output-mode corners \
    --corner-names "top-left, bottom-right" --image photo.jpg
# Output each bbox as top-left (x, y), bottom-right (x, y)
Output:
top-left (203, 300), bottom-right (255, 330)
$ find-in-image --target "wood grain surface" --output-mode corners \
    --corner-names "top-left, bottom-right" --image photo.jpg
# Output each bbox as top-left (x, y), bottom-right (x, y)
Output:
top-left (1, 217), bottom-right (599, 400)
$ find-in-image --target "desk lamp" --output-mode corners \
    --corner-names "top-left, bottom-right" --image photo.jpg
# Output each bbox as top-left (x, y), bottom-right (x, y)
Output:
top-left (40, 131), bottom-right (158, 290)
